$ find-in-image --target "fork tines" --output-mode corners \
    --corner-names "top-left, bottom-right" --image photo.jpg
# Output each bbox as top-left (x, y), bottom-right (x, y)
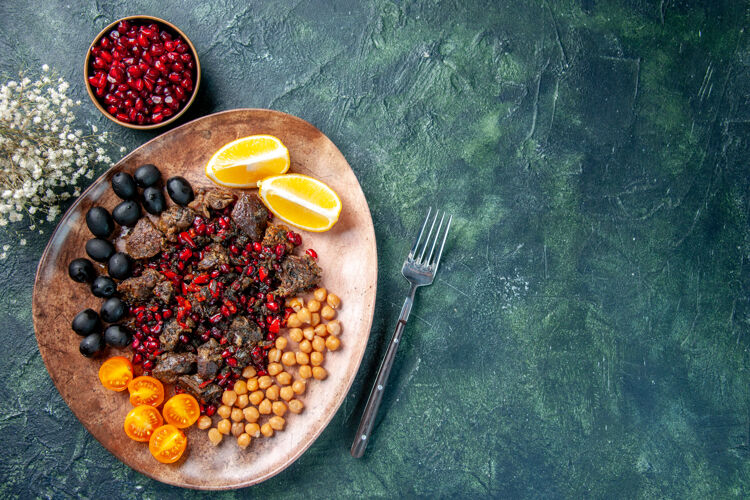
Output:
top-left (409, 207), bottom-right (452, 271)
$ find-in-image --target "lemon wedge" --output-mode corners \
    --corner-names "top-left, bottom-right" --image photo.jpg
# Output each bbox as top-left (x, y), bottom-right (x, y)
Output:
top-left (257, 174), bottom-right (342, 232)
top-left (205, 135), bottom-right (290, 187)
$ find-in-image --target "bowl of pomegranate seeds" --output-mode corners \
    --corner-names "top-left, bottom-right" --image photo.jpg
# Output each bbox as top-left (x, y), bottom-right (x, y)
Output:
top-left (84, 16), bottom-right (200, 129)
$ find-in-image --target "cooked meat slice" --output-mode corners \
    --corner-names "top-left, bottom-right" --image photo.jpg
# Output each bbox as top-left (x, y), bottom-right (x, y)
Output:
top-left (178, 374), bottom-right (222, 404)
top-left (159, 318), bottom-right (194, 352)
top-left (196, 338), bottom-right (223, 379)
top-left (275, 254), bottom-right (321, 297)
top-left (262, 224), bottom-right (294, 253)
top-left (227, 316), bottom-right (263, 348)
top-left (157, 206), bottom-right (195, 241)
top-left (197, 244), bottom-right (229, 270)
top-left (125, 218), bottom-right (163, 259)
top-left (117, 268), bottom-right (163, 303)
top-left (188, 189), bottom-right (236, 218)
top-left (152, 352), bottom-right (196, 384)
top-left (152, 280), bottom-right (174, 304)
top-left (231, 193), bottom-right (268, 241)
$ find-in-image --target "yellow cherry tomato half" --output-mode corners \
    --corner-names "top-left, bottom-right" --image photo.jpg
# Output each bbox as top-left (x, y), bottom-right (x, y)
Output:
top-left (127, 375), bottom-right (165, 407)
top-left (162, 394), bottom-right (200, 428)
top-left (98, 356), bottom-right (133, 392)
top-left (124, 405), bottom-right (163, 442)
top-left (148, 424), bottom-right (187, 464)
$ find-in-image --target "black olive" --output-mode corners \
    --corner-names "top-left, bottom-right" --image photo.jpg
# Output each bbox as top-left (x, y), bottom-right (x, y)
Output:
top-left (91, 275), bottom-right (117, 298)
top-left (80, 333), bottom-right (104, 357)
top-left (107, 252), bottom-right (132, 280)
top-left (142, 186), bottom-right (167, 215)
top-left (104, 324), bottom-right (131, 347)
top-left (134, 164), bottom-right (161, 187)
top-left (72, 308), bottom-right (102, 336)
top-left (85, 207), bottom-right (114, 238)
top-left (112, 200), bottom-right (141, 226)
top-left (111, 171), bottom-right (137, 200)
top-left (68, 258), bottom-right (96, 283)
top-left (166, 176), bottom-right (194, 206)
top-left (85, 238), bottom-right (115, 262)
top-left (100, 297), bottom-right (127, 323)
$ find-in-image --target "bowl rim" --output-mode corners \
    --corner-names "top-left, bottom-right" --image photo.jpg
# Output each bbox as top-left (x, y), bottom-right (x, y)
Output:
top-left (83, 15), bottom-right (201, 130)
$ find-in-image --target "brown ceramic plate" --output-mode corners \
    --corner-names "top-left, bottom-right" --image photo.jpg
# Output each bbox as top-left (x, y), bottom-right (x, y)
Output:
top-left (32, 109), bottom-right (377, 489)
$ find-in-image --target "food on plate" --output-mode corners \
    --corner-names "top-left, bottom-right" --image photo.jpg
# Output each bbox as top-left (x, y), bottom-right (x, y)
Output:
top-left (112, 200), bottom-right (141, 226)
top-left (98, 356), bottom-right (133, 391)
top-left (72, 309), bottom-right (102, 336)
top-left (85, 238), bottom-right (115, 262)
top-left (257, 174), bottom-right (341, 232)
top-left (91, 275), bottom-right (117, 298)
top-left (205, 135), bottom-right (290, 188)
top-left (134, 164), bottom-right (161, 188)
top-left (111, 171), bottom-right (138, 200)
top-left (142, 186), bottom-right (166, 215)
top-left (104, 324), bottom-right (131, 347)
top-left (68, 258), bottom-right (96, 283)
top-left (162, 393), bottom-right (200, 428)
top-left (128, 375), bottom-right (165, 407)
top-left (165, 176), bottom-right (194, 205)
top-left (124, 404), bottom-right (163, 442)
top-left (107, 252), bottom-right (133, 280)
top-left (149, 424), bottom-right (187, 463)
top-left (86, 206), bottom-right (115, 238)
top-left (79, 333), bottom-right (104, 357)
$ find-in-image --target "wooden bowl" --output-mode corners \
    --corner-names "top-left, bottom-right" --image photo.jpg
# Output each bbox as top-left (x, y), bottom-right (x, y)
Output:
top-left (32, 109), bottom-right (377, 488)
top-left (84, 15), bottom-right (201, 130)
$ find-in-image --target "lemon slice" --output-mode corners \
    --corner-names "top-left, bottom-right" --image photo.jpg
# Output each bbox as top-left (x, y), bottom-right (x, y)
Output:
top-left (205, 135), bottom-right (290, 187)
top-left (257, 174), bottom-right (342, 232)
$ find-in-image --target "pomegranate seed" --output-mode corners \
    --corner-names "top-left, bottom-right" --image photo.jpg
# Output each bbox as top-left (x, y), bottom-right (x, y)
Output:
top-left (306, 248), bottom-right (318, 259)
top-left (205, 404), bottom-right (217, 417)
top-left (132, 353), bottom-right (142, 364)
top-left (258, 267), bottom-right (268, 281)
top-left (275, 244), bottom-right (286, 258)
top-left (210, 313), bottom-right (222, 324)
top-left (179, 247), bottom-right (193, 260)
top-left (252, 242), bottom-right (262, 252)
top-left (142, 360), bottom-right (154, 370)
top-left (226, 357), bottom-right (238, 367)
top-left (266, 301), bottom-right (279, 312)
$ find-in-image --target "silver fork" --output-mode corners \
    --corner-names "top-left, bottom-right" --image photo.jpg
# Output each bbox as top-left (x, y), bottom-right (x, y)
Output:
top-left (351, 208), bottom-right (452, 458)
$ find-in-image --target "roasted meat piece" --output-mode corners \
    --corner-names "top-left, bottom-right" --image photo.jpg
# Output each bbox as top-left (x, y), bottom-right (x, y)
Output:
top-left (189, 188), bottom-right (236, 218)
top-left (159, 318), bottom-right (195, 352)
top-left (117, 268), bottom-right (163, 303)
top-left (262, 224), bottom-right (294, 253)
top-left (227, 316), bottom-right (263, 348)
top-left (152, 352), bottom-right (196, 384)
top-left (197, 244), bottom-right (229, 270)
top-left (152, 280), bottom-right (174, 304)
top-left (125, 218), bottom-right (163, 259)
top-left (275, 254), bottom-right (321, 297)
top-left (196, 338), bottom-right (223, 379)
top-left (157, 205), bottom-right (194, 241)
top-left (231, 193), bottom-right (268, 242)
top-left (178, 374), bottom-right (222, 404)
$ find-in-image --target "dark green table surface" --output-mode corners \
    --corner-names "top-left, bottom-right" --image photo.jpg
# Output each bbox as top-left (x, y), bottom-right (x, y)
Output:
top-left (2, 1), bottom-right (750, 498)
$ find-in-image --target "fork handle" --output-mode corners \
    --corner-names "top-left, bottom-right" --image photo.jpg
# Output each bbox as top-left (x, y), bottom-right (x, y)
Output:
top-left (351, 284), bottom-right (417, 458)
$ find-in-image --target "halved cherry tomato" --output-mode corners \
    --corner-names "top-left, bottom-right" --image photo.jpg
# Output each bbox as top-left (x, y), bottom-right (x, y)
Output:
top-left (127, 376), bottom-right (165, 407)
top-left (162, 394), bottom-right (200, 428)
top-left (148, 424), bottom-right (187, 464)
top-left (124, 405), bottom-right (163, 442)
top-left (98, 356), bottom-right (133, 392)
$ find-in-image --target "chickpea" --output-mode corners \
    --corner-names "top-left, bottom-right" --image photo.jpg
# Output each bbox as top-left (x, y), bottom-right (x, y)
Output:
top-left (310, 313), bottom-right (321, 327)
top-left (267, 348), bottom-right (281, 363)
top-left (268, 362), bottom-right (283, 376)
top-left (302, 327), bottom-right (315, 341)
top-left (217, 405), bottom-right (232, 419)
top-left (321, 305), bottom-right (336, 320)
top-left (288, 399), bottom-right (304, 414)
top-left (325, 335), bottom-right (341, 351)
top-left (313, 287), bottom-right (327, 302)
top-left (326, 320), bottom-right (341, 336)
top-left (280, 385), bottom-right (294, 401)
top-left (276, 371), bottom-right (292, 385)
top-left (231, 408), bottom-right (244, 422)
top-left (233, 379), bottom-right (247, 395)
top-left (298, 365), bottom-right (312, 379)
top-left (296, 307), bottom-right (311, 324)
top-left (295, 351), bottom-right (310, 365)
top-left (260, 423), bottom-right (274, 437)
top-left (245, 422), bottom-right (260, 437)
top-left (231, 421), bottom-right (245, 437)
top-left (246, 377), bottom-right (259, 392)
top-left (258, 375), bottom-right (273, 389)
top-left (237, 433), bottom-right (251, 449)
top-left (287, 297), bottom-right (303, 312)
top-left (281, 351), bottom-right (297, 367)
top-left (243, 406), bottom-right (259, 423)
top-left (242, 366), bottom-right (257, 378)
top-left (266, 385), bottom-right (280, 401)
top-left (208, 428), bottom-right (223, 445)
top-left (217, 419), bottom-right (231, 435)
top-left (312, 366), bottom-right (328, 380)
top-left (312, 335), bottom-right (326, 352)
top-left (236, 394), bottom-right (249, 409)
top-left (249, 390), bottom-right (264, 406)
top-left (289, 328), bottom-right (303, 343)
top-left (275, 337), bottom-right (288, 350)
top-left (272, 401), bottom-right (287, 417)
top-left (269, 416), bottom-right (286, 431)
top-left (314, 324), bottom-right (328, 338)
top-left (326, 293), bottom-right (341, 309)
top-left (299, 339), bottom-right (313, 353)
top-left (286, 314), bottom-right (302, 328)
top-left (307, 299), bottom-right (321, 313)
top-left (310, 351), bottom-right (324, 366)
top-left (258, 398), bottom-right (272, 414)
top-left (292, 379), bottom-right (306, 395)
top-left (222, 390), bottom-right (237, 407)
top-left (197, 415), bottom-right (212, 430)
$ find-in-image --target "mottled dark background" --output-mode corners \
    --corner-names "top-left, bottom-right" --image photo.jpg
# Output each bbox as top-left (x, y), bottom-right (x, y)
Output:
top-left (1, 0), bottom-right (750, 498)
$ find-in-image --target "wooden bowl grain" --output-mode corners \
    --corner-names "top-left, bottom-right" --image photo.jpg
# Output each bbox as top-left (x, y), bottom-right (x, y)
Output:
top-left (32, 109), bottom-right (377, 489)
